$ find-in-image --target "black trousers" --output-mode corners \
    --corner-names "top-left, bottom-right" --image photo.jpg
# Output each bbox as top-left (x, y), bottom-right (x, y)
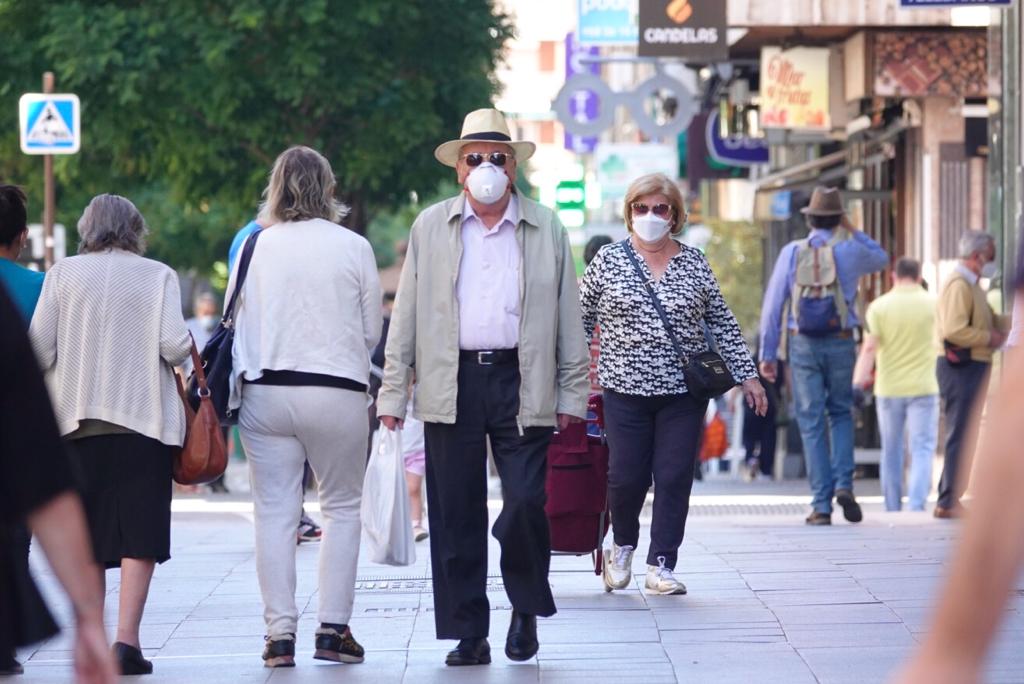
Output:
top-left (423, 360), bottom-right (555, 640)
top-left (936, 358), bottom-right (990, 509)
top-left (742, 378), bottom-right (778, 477)
top-left (603, 389), bottom-right (707, 570)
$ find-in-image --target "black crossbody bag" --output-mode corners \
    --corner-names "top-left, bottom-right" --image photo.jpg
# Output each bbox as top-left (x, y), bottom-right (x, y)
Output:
top-left (620, 240), bottom-right (736, 401)
top-left (187, 229), bottom-right (262, 424)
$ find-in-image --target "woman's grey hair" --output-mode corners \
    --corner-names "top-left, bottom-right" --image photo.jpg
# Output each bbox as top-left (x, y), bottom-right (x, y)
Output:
top-left (77, 194), bottom-right (148, 255)
top-left (258, 146), bottom-right (349, 225)
top-left (958, 231), bottom-right (995, 259)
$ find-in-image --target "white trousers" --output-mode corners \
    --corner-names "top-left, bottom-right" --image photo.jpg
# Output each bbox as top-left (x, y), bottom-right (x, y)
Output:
top-left (239, 384), bottom-right (368, 636)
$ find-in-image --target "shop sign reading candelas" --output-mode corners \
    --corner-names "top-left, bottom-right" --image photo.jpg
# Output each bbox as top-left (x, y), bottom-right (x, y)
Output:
top-left (760, 47), bottom-right (831, 131)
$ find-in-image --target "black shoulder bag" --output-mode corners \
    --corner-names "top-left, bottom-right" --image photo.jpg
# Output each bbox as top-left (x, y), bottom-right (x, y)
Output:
top-left (620, 240), bottom-right (736, 401)
top-left (187, 229), bottom-right (262, 424)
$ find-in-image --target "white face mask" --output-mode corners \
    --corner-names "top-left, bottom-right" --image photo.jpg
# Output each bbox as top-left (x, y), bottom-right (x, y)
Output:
top-left (632, 214), bottom-right (671, 242)
top-left (199, 315), bottom-right (219, 331)
top-left (981, 260), bottom-right (999, 280)
top-left (465, 163), bottom-right (509, 205)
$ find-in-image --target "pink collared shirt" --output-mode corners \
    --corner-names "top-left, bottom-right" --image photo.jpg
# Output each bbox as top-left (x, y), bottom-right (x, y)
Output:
top-left (457, 194), bottom-right (521, 350)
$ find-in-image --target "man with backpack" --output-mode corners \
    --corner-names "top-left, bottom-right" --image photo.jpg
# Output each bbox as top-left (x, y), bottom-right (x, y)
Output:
top-left (759, 187), bottom-right (889, 525)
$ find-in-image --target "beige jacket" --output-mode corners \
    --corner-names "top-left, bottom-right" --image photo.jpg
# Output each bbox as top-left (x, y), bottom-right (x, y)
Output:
top-left (935, 268), bottom-right (1010, 363)
top-left (377, 193), bottom-right (590, 428)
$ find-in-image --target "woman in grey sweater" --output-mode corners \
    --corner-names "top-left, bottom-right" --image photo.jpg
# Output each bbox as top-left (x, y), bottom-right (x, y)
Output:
top-left (30, 194), bottom-right (191, 676)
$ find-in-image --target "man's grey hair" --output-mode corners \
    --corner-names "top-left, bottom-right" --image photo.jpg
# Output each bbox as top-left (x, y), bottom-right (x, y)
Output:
top-left (77, 194), bottom-right (148, 255)
top-left (957, 231), bottom-right (995, 259)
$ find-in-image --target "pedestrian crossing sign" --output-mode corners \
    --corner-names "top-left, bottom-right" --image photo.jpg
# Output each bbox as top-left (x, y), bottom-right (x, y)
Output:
top-left (19, 93), bottom-right (80, 155)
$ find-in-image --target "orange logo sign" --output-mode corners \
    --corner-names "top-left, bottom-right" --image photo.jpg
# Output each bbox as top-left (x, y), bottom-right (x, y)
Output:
top-left (666, 0), bottom-right (693, 24)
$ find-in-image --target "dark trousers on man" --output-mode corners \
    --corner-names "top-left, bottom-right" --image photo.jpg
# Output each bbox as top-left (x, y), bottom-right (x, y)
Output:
top-left (603, 389), bottom-right (707, 570)
top-left (936, 358), bottom-right (990, 509)
top-left (423, 356), bottom-right (556, 640)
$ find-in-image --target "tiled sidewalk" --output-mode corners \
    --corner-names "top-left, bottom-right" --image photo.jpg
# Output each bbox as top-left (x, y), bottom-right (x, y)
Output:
top-left (17, 480), bottom-right (1024, 683)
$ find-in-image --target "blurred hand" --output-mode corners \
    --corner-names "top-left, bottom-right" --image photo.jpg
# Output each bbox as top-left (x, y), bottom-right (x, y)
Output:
top-left (741, 378), bottom-right (769, 417)
top-left (852, 369), bottom-right (873, 391)
top-left (557, 413), bottom-right (582, 431)
top-left (990, 329), bottom-right (1007, 349)
top-left (759, 360), bottom-right (777, 384)
top-left (73, 616), bottom-right (117, 684)
top-left (379, 415), bottom-right (404, 431)
top-left (840, 215), bottom-right (859, 232)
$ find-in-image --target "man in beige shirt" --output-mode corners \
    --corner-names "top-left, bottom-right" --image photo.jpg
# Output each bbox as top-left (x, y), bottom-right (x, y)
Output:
top-left (933, 231), bottom-right (1010, 518)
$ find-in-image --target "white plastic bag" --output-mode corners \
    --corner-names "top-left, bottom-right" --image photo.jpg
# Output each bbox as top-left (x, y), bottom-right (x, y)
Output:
top-left (361, 428), bottom-right (416, 566)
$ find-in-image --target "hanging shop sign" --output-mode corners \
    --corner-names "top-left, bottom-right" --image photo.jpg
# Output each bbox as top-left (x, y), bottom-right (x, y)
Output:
top-left (760, 47), bottom-right (831, 131)
top-left (578, 0), bottom-right (639, 46)
top-left (900, 0), bottom-right (1010, 6)
top-left (873, 32), bottom-right (987, 98)
top-left (637, 0), bottom-right (728, 61)
top-left (564, 32), bottom-right (600, 154)
top-left (706, 111), bottom-right (769, 167)
top-left (553, 72), bottom-right (697, 139)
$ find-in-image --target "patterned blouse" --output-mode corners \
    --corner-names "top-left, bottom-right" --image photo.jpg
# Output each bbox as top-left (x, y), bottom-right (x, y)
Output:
top-left (580, 240), bottom-right (758, 397)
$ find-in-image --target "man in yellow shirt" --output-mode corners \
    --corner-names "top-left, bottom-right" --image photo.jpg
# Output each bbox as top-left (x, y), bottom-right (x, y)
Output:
top-left (854, 258), bottom-right (938, 511)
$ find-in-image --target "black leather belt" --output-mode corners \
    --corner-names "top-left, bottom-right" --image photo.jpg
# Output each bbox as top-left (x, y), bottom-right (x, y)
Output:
top-left (459, 349), bottom-right (518, 365)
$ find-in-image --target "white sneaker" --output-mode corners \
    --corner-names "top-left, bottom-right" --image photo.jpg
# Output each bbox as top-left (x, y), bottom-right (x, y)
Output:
top-left (412, 524), bottom-right (429, 542)
top-left (645, 556), bottom-right (687, 595)
top-left (602, 543), bottom-right (635, 592)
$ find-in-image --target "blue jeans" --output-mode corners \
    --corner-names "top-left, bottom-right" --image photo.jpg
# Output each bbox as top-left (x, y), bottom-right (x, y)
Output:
top-left (876, 395), bottom-right (938, 511)
top-left (788, 335), bottom-right (856, 514)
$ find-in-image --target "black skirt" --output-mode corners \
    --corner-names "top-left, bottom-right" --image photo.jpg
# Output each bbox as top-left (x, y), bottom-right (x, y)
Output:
top-left (69, 434), bottom-right (174, 570)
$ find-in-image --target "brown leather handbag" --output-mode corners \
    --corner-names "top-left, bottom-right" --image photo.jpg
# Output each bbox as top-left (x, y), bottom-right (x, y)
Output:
top-left (172, 340), bottom-right (228, 485)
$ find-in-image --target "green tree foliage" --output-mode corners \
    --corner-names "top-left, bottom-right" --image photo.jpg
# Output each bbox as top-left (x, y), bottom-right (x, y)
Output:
top-left (0, 0), bottom-right (513, 273)
top-left (702, 219), bottom-right (763, 342)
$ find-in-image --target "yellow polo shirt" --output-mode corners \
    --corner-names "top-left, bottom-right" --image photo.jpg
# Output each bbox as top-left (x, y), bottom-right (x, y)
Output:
top-left (865, 285), bottom-right (939, 398)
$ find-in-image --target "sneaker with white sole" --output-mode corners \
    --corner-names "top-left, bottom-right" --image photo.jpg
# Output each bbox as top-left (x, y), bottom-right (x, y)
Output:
top-left (413, 524), bottom-right (429, 542)
top-left (602, 543), bottom-right (635, 592)
top-left (645, 556), bottom-right (687, 595)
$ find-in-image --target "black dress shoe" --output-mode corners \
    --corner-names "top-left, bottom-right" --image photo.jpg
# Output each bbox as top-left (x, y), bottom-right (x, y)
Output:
top-left (505, 611), bottom-right (538, 661)
top-left (445, 638), bottom-right (490, 666)
top-left (836, 489), bottom-right (863, 523)
top-left (0, 652), bottom-right (23, 675)
top-left (113, 641), bottom-right (153, 675)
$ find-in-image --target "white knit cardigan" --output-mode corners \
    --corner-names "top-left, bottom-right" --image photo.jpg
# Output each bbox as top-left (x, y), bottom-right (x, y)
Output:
top-left (29, 250), bottom-right (192, 446)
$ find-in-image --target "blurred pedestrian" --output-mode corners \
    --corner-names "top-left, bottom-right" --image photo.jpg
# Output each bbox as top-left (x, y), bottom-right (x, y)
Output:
top-left (892, 241), bottom-right (1024, 684)
top-left (742, 344), bottom-right (780, 480)
top-left (377, 108), bottom-right (589, 666)
top-left (0, 185), bottom-right (43, 324)
top-left (759, 186), bottom-right (889, 525)
top-left (29, 194), bottom-right (192, 675)
top-left (580, 173), bottom-right (766, 596)
top-left (228, 146), bottom-right (382, 668)
top-left (932, 231), bottom-right (1009, 519)
top-left (1, 284), bottom-right (117, 684)
top-left (0, 183), bottom-right (44, 674)
top-left (853, 257), bottom-right (938, 511)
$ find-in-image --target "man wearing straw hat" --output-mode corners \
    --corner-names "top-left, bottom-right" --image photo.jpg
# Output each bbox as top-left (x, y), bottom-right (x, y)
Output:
top-left (759, 186), bottom-right (889, 526)
top-left (377, 109), bottom-right (590, 666)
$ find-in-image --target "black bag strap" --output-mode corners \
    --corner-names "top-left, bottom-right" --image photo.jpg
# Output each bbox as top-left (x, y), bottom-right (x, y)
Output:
top-left (620, 239), bottom-right (692, 366)
top-left (223, 229), bottom-right (263, 326)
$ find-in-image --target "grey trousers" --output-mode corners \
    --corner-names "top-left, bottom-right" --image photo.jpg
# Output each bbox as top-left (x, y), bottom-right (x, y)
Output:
top-left (239, 384), bottom-right (369, 636)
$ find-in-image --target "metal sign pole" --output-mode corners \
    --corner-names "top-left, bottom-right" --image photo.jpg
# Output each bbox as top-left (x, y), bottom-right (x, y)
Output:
top-left (42, 71), bottom-right (55, 270)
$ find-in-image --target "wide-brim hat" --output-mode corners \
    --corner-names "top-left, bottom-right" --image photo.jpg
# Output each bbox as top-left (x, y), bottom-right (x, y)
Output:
top-left (434, 108), bottom-right (536, 168)
top-left (800, 186), bottom-right (845, 216)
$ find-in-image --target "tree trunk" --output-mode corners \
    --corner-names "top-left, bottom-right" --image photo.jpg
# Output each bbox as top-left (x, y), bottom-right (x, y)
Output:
top-left (342, 191), bottom-right (368, 235)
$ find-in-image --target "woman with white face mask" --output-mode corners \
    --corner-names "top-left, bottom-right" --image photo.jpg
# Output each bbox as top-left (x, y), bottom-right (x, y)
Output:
top-left (580, 173), bottom-right (767, 596)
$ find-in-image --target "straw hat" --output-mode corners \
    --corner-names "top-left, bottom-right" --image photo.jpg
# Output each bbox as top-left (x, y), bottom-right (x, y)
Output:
top-left (800, 186), bottom-right (845, 216)
top-left (434, 109), bottom-right (536, 168)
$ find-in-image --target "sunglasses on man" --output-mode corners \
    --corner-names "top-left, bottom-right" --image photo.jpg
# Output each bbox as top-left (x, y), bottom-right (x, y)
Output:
top-left (631, 202), bottom-right (673, 219)
top-left (460, 152), bottom-right (513, 167)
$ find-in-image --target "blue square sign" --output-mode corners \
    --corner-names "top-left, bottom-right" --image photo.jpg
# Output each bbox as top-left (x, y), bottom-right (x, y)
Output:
top-left (19, 93), bottom-right (80, 155)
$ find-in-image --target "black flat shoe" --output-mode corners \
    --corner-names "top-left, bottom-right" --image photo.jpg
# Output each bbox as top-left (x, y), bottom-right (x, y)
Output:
top-left (505, 611), bottom-right (538, 661)
top-left (836, 489), bottom-right (863, 523)
top-left (112, 641), bottom-right (153, 675)
top-left (445, 638), bottom-right (491, 666)
top-left (0, 652), bottom-right (23, 675)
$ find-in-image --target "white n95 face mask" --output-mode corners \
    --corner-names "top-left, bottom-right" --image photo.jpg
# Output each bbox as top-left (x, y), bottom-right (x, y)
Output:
top-left (465, 163), bottom-right (509, 205)
top-left (981, 260), bottom-right (999, 280)
top-left (632, 214), bottom-right (671, 242)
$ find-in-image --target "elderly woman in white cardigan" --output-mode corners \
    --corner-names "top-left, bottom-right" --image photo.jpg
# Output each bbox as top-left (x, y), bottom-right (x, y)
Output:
top-left (226, 146), bottom-right (382, 668)
top-left (29, 194), bottom-right (191, 676)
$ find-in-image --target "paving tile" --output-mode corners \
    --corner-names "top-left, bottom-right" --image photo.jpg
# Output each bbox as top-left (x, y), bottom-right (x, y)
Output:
top-left (797, 645), bottom-right (911, 684)
top-left (783, 622), bottom-right (917, 648)
top-left (665, 643), bottom-right (817, 683)
top-left (770, 602), bottom-right (901, 625)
